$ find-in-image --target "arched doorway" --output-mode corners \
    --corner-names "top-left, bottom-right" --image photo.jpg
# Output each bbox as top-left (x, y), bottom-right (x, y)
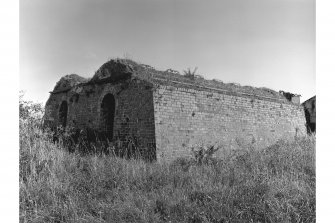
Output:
top-left (59, 101), bottom-right (68, 127)
top-left (101, 94), bottom-right (116, 140)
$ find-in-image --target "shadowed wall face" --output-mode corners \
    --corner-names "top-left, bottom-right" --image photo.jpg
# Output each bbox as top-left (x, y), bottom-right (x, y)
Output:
top-left (58, 101), bottom-right (68, 127)
top-left (100, 93), bottom-right (116, 140)
top-left (44, 79), bottom-right (156, 160)
top-left (303, 96), bottom-right (316, 133)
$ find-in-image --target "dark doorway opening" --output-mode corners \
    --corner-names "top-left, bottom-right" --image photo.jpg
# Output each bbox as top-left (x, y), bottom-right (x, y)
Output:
top-left (101, 94), bottom-right (116, 141)
top-left (59, 101), bottom-right (68, 127)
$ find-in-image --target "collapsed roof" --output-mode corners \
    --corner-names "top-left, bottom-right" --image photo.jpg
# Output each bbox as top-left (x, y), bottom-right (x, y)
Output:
top-left (52, 74), bottom-right (89, 93)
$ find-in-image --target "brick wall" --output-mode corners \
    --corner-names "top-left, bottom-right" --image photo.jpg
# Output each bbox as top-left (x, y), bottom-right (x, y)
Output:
top-left (153, 85), bottom-right (307, 162)
top-left (44, 77), bottom-right (307, 163)
top-left (44, 79), bottom-right (156, 159)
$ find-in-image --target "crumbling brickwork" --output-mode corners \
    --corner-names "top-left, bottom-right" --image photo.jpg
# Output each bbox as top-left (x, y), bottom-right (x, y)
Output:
top-left (44, 59), bottom-right (307, 162)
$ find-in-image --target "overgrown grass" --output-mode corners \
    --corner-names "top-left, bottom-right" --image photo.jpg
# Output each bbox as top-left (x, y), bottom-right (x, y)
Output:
top-left (20, 110), bottom-right (315, 222)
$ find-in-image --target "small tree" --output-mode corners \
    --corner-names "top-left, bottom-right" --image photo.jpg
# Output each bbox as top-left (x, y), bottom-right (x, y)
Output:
top-left (19, 91), bottom-right (44, 128)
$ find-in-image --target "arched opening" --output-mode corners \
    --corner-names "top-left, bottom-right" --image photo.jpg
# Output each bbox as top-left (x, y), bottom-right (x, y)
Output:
top-left (101, 93), bottom-right (116, 140)
top-left (59, 101), bottom-right (68, 127)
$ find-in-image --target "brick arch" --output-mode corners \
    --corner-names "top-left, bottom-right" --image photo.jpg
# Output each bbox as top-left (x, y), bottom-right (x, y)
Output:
top-left (100, 93), bottom-right (116, 140)
top-left (59, 101), bottom-right (68, 127)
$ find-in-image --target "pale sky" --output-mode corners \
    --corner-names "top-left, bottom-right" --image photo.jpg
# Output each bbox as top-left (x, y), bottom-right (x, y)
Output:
top-left (20, 0), bottom-right (315, 104)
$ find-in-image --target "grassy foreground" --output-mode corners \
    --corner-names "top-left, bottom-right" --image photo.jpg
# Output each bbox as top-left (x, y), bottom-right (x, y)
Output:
top-left (20, 119), bottom-right (315, 222)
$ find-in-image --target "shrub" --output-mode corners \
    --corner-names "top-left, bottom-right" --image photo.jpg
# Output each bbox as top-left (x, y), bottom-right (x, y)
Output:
top-left (191, 144), bottom-right (221, 165)
top-left (19, 91), bottom-right (44, 125)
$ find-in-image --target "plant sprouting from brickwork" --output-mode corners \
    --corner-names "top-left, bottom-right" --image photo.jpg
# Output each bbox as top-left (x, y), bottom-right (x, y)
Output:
top-left (183, 67), bottom-right (198, 80)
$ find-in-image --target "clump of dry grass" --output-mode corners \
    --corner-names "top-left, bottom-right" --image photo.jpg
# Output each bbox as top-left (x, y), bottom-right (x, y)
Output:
top-left (20, 98), bottom-right (315, 222)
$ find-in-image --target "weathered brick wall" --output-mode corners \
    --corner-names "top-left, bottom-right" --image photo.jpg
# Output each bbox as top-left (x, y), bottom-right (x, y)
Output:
top-left (44, 79), bottom-right (156, 159)
top-left (45, 74), bottom-right (307, 163)
top-left (153, 85), bottom-right (307, 162)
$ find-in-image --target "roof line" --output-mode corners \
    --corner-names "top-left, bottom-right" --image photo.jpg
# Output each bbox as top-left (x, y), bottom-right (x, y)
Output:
top-left (150, 77), bottom-right (289, 103)
top-left (50, 75), bottom-right (290, 103)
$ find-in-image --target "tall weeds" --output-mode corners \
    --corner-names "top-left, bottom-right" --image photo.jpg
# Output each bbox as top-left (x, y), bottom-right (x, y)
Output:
top-left (19, 98), bottom-right (315, 222)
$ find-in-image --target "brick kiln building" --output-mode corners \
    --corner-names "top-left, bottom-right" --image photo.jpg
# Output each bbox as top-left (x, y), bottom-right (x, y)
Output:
top-left (44, 59), bottom-right (307, 162)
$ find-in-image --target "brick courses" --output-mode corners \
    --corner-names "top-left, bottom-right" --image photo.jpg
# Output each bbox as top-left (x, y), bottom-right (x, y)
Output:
top-left (153, 85), bottom-right (306, 162)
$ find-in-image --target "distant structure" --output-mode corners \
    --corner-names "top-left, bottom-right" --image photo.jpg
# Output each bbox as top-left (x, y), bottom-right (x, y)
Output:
top-left (44, 59), bottom-right (307, 162)
top-left (302, 96), bottom-right (316, 133)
